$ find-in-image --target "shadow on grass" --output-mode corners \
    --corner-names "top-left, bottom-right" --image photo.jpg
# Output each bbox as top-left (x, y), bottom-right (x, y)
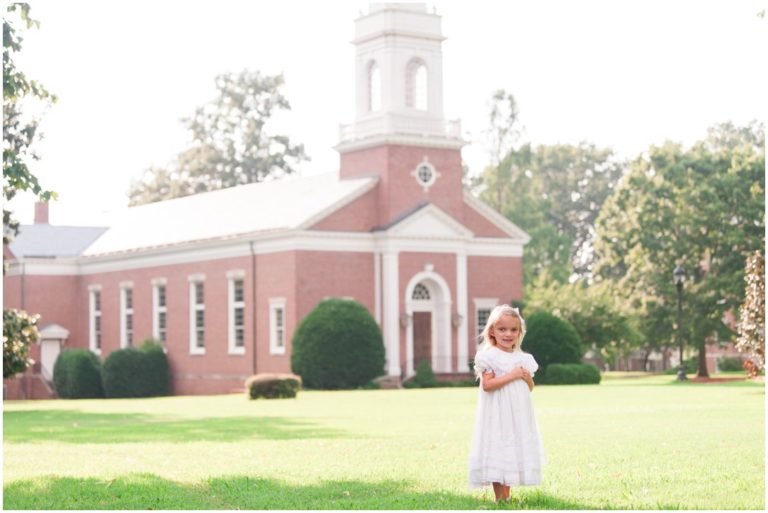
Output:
top-left (3, 410), bottom-right (349, 444)
top-left (3, 473), bottom-right (601, 510)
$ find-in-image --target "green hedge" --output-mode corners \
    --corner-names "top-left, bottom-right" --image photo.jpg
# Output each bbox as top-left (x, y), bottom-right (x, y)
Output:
top-left (140, 340), bottom-right (171, 395)
top-left (102, 339), bottom-right (171, 398)
top-left (245, 373), bottom-right (301, 399)
top-left (544, 363), bottom-right (601, 384)
top-left (717, 357), bottom-right (744, 372)
top-left (524, 311), bottom-right (583, 381)
top-left (403, 361), bottom-right (438, 388)
top-left (52, 349), bottom-right (104, 399)
top-left (291, 299), bottom-right (385, 389)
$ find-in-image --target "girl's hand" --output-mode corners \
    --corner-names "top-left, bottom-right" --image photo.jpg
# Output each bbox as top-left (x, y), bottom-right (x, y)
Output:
top-left (510, 367), bottom-right (526, 380)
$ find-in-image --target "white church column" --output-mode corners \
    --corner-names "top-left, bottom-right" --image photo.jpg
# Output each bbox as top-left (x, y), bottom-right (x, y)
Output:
top-left (456, 251), bottom-right (469, 372)
top-left (382, 250), bottom-right (401, 377)
top-left (374, 251), bottom-right (382, 325)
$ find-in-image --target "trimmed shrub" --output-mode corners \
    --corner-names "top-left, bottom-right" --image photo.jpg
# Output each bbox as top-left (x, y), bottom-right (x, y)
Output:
top-left (291, 298), bottom-right (385, 389)
top-left (717, 357), bottom-right (744, 372)
top-left (545, 363), bottom-right (601, 384)
top-left (140, 339), bottom-right (171, 396)
top-left (245, 373), bottom-right (301, 399)
top-left (435, 379), bottom-right (476, 388)
top-left (523, 311), bottom-right (583, 380)
top-left (52, 349), bottom-right (104, 399)
top-left (415, 360), bottom-right (436, 386)
top-left (102, 348), bottom-right (146, 398)
top-left (409, 360), bottom-right (438, 388)
top-left (102, 340), bottom-right (172, 398)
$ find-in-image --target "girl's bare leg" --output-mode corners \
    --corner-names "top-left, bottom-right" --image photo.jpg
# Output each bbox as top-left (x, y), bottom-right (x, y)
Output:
top-left (491, 482), bottom-right (504, 502)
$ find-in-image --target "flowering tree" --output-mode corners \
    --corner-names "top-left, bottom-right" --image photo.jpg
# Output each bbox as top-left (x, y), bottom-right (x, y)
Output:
top-left (3, 309), bottom-right (39, 378)
top-left (736, 251), bottom-right (765, 372)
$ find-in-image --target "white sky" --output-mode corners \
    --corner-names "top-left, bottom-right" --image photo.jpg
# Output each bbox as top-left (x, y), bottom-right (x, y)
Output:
top-left (8, 0), bottom-right (767, 226)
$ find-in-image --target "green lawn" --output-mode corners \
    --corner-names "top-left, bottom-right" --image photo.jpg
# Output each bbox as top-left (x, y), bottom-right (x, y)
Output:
top-left (3, 374), bottom-right (764, 509)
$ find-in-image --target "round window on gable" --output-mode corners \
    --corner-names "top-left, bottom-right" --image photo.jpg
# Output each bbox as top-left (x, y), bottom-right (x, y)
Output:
top-left (411, 160), bottom-right (438, 191)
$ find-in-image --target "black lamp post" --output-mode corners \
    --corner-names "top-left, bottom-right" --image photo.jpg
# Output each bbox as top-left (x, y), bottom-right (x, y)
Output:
top-left (673, 264), bottom-right (687, 381)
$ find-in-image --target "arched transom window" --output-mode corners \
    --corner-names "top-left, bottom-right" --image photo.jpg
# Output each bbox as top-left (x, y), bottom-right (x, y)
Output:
top-left (405, 59), bottom-right (427, 110)
top-left (368, 61), bottom-right (381, 112)
top-left (412, 283), bottom-right (431, 300)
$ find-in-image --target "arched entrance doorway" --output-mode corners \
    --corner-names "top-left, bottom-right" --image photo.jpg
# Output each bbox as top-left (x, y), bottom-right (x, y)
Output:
top-left (404, 271), bottom-right (452, 377)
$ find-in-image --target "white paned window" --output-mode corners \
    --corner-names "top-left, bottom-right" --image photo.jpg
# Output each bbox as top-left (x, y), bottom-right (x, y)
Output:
top-left (152, 278), bottom-right (167, 348)
top-left (473, 298), bottom-right (499, 342)
top-left (189, 275), bottom-right (205, 355)
top-left (89, 285), bottom-right (102, 354)
top-left (269, 297), bottom-right (287, 355)
top-left (412, 283), bottom-right (431, 300)
top-left (228, 271), bottom-right (246, 355)
top-left (120, 282), bottom-right (134, 348)
top-left (406, 59), bottom-right (427, 110)
top-left (368, 61), bottom-right (381, 112)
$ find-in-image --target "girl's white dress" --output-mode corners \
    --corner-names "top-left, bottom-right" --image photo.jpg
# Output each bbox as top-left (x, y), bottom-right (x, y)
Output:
top-left (468, 347), bottom-right (546, 487)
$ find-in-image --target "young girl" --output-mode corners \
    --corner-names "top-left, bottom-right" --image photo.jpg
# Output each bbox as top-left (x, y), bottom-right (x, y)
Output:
top-left (467, 305), bottom-right (546, 502)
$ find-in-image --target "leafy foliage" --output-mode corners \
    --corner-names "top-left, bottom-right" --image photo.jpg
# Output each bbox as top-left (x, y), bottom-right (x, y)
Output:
top-left (525, 278), bottom-right (643, 368)
top-left (102, 342), bottom-right (171, 398)
top-left (139, 339), bottom-right (171, 396)
top-left (523, 311), bottom-right (583, 380)
top-left (736, 251), bottom-right (765, 371)
top-left (2, 308), bottom-right (39, 378)
top-left (128, 70), bottom-right (308, 205)
top-left (475, 98), bottom-right (624, 283)
top-left (403, 361), bottom-right (438, 388)
top-left (291, 299), bottom-right (385, 389)
top-left (543, 363), bottom-right (601, 385)
top-left (594, 122), bottom-right (765, 376)
top-left (3, 3), bottom-right (57, 247)
top-left (52, 349), bottom-right (104, 399)
top-left (245, 373), bottom-right (301, 399)
top-left (717, 357), bottom-right (745, 372)
top-left (102, 348), bottom-right (145, 398)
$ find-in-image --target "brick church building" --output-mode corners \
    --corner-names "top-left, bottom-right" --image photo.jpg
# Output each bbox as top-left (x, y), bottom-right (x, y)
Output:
top-left (3, 4), bottom-right (529, 399)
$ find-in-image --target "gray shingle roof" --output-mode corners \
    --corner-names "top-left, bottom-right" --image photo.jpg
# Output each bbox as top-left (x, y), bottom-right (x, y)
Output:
top-left (8, 224), bottom-right (108, 258)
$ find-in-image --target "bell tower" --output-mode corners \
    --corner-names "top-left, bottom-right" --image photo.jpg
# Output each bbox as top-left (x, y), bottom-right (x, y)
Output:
top-left (337, 3), bottom-right (466, 226)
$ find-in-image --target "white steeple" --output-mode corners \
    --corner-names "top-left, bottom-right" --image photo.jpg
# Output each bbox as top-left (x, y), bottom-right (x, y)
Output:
top-left (337, 3), bottom-right (463, 152)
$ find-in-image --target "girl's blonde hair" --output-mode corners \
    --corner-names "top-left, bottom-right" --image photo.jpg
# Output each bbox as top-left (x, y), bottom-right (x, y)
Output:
top-left (478, 304), bottom-right (526, 352)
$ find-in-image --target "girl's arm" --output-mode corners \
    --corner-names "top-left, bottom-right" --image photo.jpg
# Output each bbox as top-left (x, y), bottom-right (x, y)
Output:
top-left (521, 368), bottom-right (534, 392)
top-left (481, 367), bottom-right (525, 392)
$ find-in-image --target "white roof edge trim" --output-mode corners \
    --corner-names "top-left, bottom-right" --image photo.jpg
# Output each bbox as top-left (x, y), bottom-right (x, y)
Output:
top-left (462, 191), bottom-right (531, 243)
top-left (298, 175), bottom-right (380, 230)
top-left (384, 202), bottom-right (475, 238)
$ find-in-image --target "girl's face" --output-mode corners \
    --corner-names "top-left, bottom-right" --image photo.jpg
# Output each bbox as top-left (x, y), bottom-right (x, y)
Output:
top-left (492, 314), bottom-right (521, 352)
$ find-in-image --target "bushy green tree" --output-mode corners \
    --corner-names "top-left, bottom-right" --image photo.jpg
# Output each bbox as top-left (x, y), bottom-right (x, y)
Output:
top-left (523, 311), bottom-right (583, 380)
top-left (291, 299), bottom-right (385, 389)
top-left (2, 308), bottom-right (39, 378)
top-left (594, 122), bottom-right (765, 377)
top-left (52, 349), bottom-right (104, 399)
top-left (3, 3), bottom-right (57, 247)
top-left (474, 90), bottom-right (624, 284)
top-left (128, 70), bottom-right (308, 205)
top-left (525, 276), bottom-right (644, 368)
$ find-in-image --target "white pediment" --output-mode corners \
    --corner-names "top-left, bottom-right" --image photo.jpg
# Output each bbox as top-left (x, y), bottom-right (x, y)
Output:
top-left (387, 204), bottom-right (474, 239)
top-left (38, 323), bottom-right (70, 341)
